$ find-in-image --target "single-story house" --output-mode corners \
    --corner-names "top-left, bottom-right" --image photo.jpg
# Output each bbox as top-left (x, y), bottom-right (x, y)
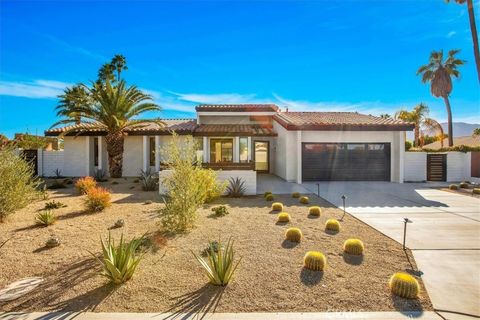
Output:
top-left (45, 104), bottom-right (414, 188)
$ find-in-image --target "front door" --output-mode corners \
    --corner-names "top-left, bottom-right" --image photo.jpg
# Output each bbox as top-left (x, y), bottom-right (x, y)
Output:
top-left (254, 141), bottom-right (269, 172)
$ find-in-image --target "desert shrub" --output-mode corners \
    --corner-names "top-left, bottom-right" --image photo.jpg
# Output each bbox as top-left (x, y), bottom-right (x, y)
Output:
top-left (193, 238), bottom-right (241, 286)
top-left (277, 212), bottom-right (290, 223)
top-left (159, 134), bottom-right (225, 233)
top-left (285, 227), bottom-right (302, 242)
top-left (325, 219), bottom-right (340, 232)
top-left (226, 177), bottom-right (246, 197)
top-left (133, 178), bottom-right (140, 183)
top-left (44, 200), bottom-right (66, 210)
top-left (449, 184), bottom-right (459, 190)
top-left (299, 196), bottom-right (309, 204)
top-left (84, 187), bottom-right (111, 212)
top-left (459, 182), bottom-right (469, 188)
top-left (211, 205), bottom-right (229, 217)
top-left (40, 185), bottom-right (49, 200)
top-left (308, 206), bottom-right (321, 216)
top-left (304, 251), bottom-right (326, 271)
top-left (264, 191), bottom-right (272, 198)
top-left (140, 168), bottom-right (158, 191)
top-left (75, 176), bottom-right (97, 194)
top-left (389, 272), bottom-right (419, 299)
top-left (271, 202), bottom-right (283, 211)
top-left (473, 188), bottom-right (480, 195)
top-left (93, 168), bottom-right (108, 182)
top-left (92, 233), bottom-right (144, 284)
top-left (405, 141), bottom-right (412, 151)
top-left (265, 194), bottom-right (274, 201)
top-left (343, 239), bottom-right (364, 255)
top-left (35, 210), bottom-right (56, 226)
top-left (0, 148), bottom-right (41, 221)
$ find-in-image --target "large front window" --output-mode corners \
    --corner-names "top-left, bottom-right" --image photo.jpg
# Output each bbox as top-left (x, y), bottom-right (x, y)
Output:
top-left (210, 139), bottom-right (233, 163)
top-left (239, 137), bottom-right (248, 163)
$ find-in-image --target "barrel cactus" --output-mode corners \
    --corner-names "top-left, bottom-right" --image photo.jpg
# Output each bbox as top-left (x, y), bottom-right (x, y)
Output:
top-left (292, 192), bottom-right (301, 198)
top-left (46, 236), bottom-right (61, 248)
top-left (285, 227), bottom-right (302, 242)
top-left (343, 239), bottom-right (364, 255)
top-left (473, 188), bottom-right (480, 195)
top-left (449, 184), bottom-right (459, 190)
top-left (325, 219), bottom-right (340, 232)
top-left (304, 251), bottom-right (326, 271)
top-left (308, 206), bottom-right (321, 216)
top-left (459, 182), bottom-right (469, 188)
top-left (389, 272), bottom-right (420, 299)
top-left (264, 191), bottom-right (272, 198)
top-left (265, 194), bottom-right (274, 201)
top-left (299, 196), bottom-right (309, 204)
top-left (271, 202), bottom-right (284, 211)
top-left (277, 212), bottom-right (290, 223)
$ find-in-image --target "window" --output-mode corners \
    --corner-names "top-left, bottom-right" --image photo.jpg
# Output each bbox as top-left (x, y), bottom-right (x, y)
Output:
top-left (239, 137), bottom-right (248, 163)
top-left (149, 137), bottom-right (155, 166)
top-left (93, 137), bottom-right (99, 167)
top-left (210, 139), bottom-right (233, 163)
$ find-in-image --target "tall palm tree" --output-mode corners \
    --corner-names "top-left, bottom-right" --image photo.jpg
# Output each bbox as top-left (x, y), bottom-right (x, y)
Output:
top-left (53, 80), bottom-right (162, 178)
top-left (395, 103), bottom-right (444, 147)
top-left (97, 63), bottom-right (115, 83)
top-left (446, 0), bottom-right (479, 82)
top-left (111, 54), bottom-right (128, 81)
top-left (416, 50), bottom-right (465, 147)
top-left (57, 85), bottom-right (91, 124)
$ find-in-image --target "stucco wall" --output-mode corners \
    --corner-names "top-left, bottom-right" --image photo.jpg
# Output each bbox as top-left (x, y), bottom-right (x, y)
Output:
top-left (63, 136), bottom-right (89, 177)
top-left (37, 150), bottom-right (64, 177)
top-left (404, 152), bottom-right (427, 182)
top-left (447, 152), bottom-right (471, 182)
top-left (123, 136), bottom-right (143, 176)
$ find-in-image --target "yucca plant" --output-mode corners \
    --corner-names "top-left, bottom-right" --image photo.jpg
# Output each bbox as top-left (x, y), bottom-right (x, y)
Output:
top-left (226, 177), bottom-right (246, 197)
top-left (92, 233), bottom-right (144, 284)
top-left (35, 210), bottom-right (56, 226)
top-left (193, 238), bottom-right (241, 286)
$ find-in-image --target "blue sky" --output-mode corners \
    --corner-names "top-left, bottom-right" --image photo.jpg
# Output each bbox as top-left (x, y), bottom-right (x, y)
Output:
top-left (0, 0), bottom-right (479, 138)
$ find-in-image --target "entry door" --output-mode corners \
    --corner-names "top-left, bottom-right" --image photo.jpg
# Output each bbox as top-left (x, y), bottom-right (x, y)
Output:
top-left (427, 154), bottom-right (446, 181)
top-left (254, 141), bottom-right (269, 172)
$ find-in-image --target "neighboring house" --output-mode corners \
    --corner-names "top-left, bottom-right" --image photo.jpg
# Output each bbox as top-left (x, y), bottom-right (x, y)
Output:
top-left (423, 135), bottom-right (480, 149)
top-left (44, 104), bottom-right (414, 184)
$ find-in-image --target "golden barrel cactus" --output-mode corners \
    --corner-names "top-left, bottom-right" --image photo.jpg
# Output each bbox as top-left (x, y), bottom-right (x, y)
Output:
top-left (389, 272), bottom-right (420, 299)
top-left (308, 206), bottom-right (321, 216)
top-left (343, 239), bottom-right (364, 255)
top-left (264, 191), bottom-right (272, 198)
top-left (271, 202), bottom-right (284, 211)
top-left (299, 196), bottom-right (309, 204)
top-left (292, 192), bottom-right (301, 198)
top-left (449, 184), bottom-right (459, 190)
top-left (285, 227), bottom-right (302, 242)
top-left (304, 251), bottom-right (326, 271)
top-left (325, 219), bottom-right (340, 232)
top-left (277, 212), bottom-right (290, 223)
top-left (473, 188), bottom-right (480, 195)
top-left (265, 194), bottom-right (274, 201)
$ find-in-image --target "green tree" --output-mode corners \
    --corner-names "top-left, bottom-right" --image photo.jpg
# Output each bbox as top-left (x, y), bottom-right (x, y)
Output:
top-left (473, 128), bottom-right (480, 136)
top-left (417, 50), bottom-right (465, 147)
top-left (446, 0), bottom-right (479, 82)
top-left (379, 113), bottom-right (391, 119)
top-left (111, 54), bottom-right (128, 81)
top-left (57, 85), bottom-right (91, 124)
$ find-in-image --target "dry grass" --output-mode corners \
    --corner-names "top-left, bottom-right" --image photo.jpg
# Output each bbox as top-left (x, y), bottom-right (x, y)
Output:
top-left (0, 178), bottom-right (432, 313)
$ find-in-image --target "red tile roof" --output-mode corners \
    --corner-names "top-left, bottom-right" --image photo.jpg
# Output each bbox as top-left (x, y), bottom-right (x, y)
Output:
top-left (273, 112), bottom-right (414, 131)
top-left (194, 124), bottom-right (276, 136)
top-left (196, 104), bottom-right (279, 112)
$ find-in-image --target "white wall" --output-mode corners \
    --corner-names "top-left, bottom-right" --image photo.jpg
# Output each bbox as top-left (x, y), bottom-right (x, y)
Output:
top-left (447, 152), bottom-right (471, 182)
top-left (37, 150), bottom-right (64, 177)
top-left (123, 136), bottom-right (143, 176)
top-left (404, 152), bottom-right (427, 182)
top-left (272, 121), bottom-right (298, 181)
top-left (63, 136), bottom-right (89, 177)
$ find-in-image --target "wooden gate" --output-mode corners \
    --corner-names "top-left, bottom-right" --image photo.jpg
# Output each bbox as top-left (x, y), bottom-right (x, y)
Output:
top-left (21, 149), bottom-right (38, 176)
top-left (427, 154), bottom-right (446, 182)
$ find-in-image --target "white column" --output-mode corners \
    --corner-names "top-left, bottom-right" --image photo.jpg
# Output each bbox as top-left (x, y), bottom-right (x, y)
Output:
top-left (398, 131), bottom-right (405, 183)
top-left (142, 136), bottom-right (148, 172)
top-left (296, 131), bottom-right (302, 184)
top-left (203, 137), bottom-right (208, 162)
top-left (97, 136), bottom-right (103, 170)
top-left (247, 137), bottom-right (252, 161)
top-left (85, 136), bottom-right (91, 176)
top-left (155, 136), bottom-right (160, 172)
top-left (234, 137), bottom-right (240, 163)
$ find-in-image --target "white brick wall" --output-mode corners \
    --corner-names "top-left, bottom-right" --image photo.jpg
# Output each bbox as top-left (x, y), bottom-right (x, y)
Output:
top-left (404, 152), bottom-right (427, 182)
top-left (38, 150), bottom-right (65, 177)
top-left (447, 152), bottom-right (471, 182)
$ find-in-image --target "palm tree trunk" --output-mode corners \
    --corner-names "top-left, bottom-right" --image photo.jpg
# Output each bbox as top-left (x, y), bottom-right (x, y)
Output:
top-left (105, 131), bottom-right (125, 178)
top-left (414, 125), bottom-right (420, 147)
top-left (443, 96), bottom-right (454, 147)
top-left (467, 0), bottom-right (480, 83)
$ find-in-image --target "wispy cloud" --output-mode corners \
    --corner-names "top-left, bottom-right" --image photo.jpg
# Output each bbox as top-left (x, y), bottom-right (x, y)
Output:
top-left (41, 33), bottom-right (106, 62)
top-left (171, 92), bottom-right (260, 104)
top-left (446, 31), bottom-right (456, 38)
top-left (0, 80), bottom-right (72, 99)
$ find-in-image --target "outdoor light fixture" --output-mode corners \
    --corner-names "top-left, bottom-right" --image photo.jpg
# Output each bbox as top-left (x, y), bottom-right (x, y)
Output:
top-left (340, 195), bottom-right (347, 221)
top-left (402, 218), bottom-right (413, 250)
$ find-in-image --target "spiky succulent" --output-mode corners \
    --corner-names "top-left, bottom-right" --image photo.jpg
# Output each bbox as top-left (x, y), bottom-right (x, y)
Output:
top-left (299, 196), bottom-right (309, 204)
top-left (325, 219), bottom-right (340, 232)
top-left (308, 206), bottom-right (321, 216)
top-left (35, 210), bottom-right (56, 226)
top-left (44, 200), bottom-right (66, 210)
top-left (226, 177), bottom-right (246, 197)
top-left (389, 272), bottom-right (420, 299)
top-left (304, 251), bottom-right (326, 271)
top-left (277, 212), bottom-right (290, 223)
top-left (271, 202), bottom-right (283, 211)
top-left (285, 227), bottom-right (302, 242)
top-left (343, 239), bottom-right (364, 255)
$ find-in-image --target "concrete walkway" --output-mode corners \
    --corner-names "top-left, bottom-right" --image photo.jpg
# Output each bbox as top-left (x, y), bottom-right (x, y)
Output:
top-left (295, 181), bottom-right (480, 320)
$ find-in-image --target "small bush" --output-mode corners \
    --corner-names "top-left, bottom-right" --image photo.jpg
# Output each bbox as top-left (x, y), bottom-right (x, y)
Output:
top-left (325, 219), bottom-right (340, 232)
top-left (271, 202), bottom-right (283, 211)
top-left (449, 184), bottom-right (459, 190)
top-left (405, 141), bottom-right (412, 151)
top-left (193, 238), bottom-right (241, 286)
top-left (389, 272), bottom-right (419, 299)
top-left (277, 212), bottom-right (290, 223)
top-left (343, 239), bottom-right (364, 255)
top-left (291, 192), bottom-right (300, 198)
top-left (140, 168), bottom-right (158, 191)
top-left (265, 194), bottom-right (274, 201)
top-left (473, 188), bottom-right (480, 195)
top-left (308, 206), bottom-right (321, 216)
top-left (299, 196), bottom-right (309, 204)
top-left (44, 200), bottom-right (66, 210)
top-left (0, 148), bottom-right (41, 221)
top-left (304, 251), bottom-right (326, 271)
top-left (93, 168), bottom-right (108, 182)
top-left (226, 177), bottom-right (246, 197)
top-left (35, 210), bottom-right (56, 226)
top-left (133, 178), bottom-right (140, 183)
top-left (264, 191), bottom-right (272, 198)
top-left (285, 227), bottom-right (302, 242)
top-left (85, 187), bottom-right (111, 212)
top-left (75, 176), bottom-right (97, 194)
top-left (211, 205), bottom-right (229, 217)
top-left (459, 182), bottom-right (469, 188)
top-left (92, 233), bottom-right (144, 284)
top-left (198, 169), bottom-right (225, 203)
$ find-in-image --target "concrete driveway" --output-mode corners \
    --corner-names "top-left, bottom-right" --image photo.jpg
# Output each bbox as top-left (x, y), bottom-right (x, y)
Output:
top-left (301, 181), bottom-right (480, 319)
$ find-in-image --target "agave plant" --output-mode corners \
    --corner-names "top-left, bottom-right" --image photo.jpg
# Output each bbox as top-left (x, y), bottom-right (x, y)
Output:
top-left (140, 168), bottom-right (158, 191)
top-left (35, 210), bottom-right (56, 226)
top-left (93, 168), bottom-right (108, 182)
top-left (93, 233), bottom-right (144, 284)
top-left (226, 177), bottom-right (246, 197)
top-left (193, 238), bottom-right (241, 286)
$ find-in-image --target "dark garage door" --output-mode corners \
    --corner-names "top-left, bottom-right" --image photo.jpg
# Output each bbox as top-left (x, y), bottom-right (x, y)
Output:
top-left (302, 143), bottom-right (391, 181)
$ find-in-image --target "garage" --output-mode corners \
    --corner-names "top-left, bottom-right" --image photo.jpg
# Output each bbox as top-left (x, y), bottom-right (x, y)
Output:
top-left (302, 143), bottom-right (391, 181)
